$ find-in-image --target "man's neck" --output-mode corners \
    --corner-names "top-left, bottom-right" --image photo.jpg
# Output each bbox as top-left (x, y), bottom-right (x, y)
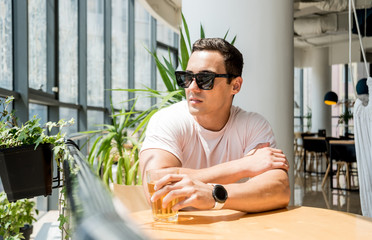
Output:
top-left (193, 109), bottom-right (231, 132)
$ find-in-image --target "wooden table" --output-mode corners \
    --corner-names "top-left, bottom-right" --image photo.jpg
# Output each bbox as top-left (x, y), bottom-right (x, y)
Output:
top-left (130, 206), bottom-right (372, 240)
top-left (113, 185), bottom-right (372, 240)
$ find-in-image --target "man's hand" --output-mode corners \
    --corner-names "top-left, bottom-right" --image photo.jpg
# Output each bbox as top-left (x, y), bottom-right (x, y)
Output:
top-left (244, 142), bottom-right (289, 177)
top-left (150, 174), bottom-right (215, 211)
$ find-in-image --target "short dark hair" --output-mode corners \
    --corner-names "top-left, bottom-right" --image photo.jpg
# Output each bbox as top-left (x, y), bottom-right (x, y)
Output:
top-left (192, 38), bottom-right (244, 83)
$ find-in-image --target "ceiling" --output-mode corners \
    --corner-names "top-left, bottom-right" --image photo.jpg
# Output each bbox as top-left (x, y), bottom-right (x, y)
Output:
top-left (294, 0), bottom-right (372, 49)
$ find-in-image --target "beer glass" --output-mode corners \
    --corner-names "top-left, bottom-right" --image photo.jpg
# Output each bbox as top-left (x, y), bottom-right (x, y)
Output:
top-left (146, 168), bottom-right (179, 222)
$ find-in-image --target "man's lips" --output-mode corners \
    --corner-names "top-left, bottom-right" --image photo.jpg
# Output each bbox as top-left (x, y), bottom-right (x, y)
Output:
top-left (188, 97), bottom-right (203, 103)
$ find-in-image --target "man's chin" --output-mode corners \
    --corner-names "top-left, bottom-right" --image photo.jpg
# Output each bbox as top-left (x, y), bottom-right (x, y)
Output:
top-left (187, 104), bottom-right (202, 116)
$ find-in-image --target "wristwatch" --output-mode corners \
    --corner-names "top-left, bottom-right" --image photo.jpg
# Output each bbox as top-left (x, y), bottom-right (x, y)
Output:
top-left (211, 184), bottom-right (228, 210)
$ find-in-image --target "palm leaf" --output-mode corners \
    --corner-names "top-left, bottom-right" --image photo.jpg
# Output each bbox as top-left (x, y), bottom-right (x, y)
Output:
top-left (181, 13), bottom-right (192, 50)
top-left (179, 30), bottom-right (189, 70)
top-left (223, 29), bottom-right (230, 40)
top-left (116, 156), bottom-right (124, 184)
top-left (200, 24), bottom-right (205, 39)
top-left (231, 35), bottom-right (237, 45)
top-left (126, 160), bottom-right (140, 185)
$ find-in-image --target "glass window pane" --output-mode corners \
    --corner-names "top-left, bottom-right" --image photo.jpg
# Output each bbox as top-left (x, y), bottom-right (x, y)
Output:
top-left (59, 0), bottom-right (78, 104)
top-left (29, 103), bottom-right (48, 125)
top-left (112, 0), bottom-right (128, 109)
top-left (87, 0), bottom-right (104, 107)
top-left (0, 0), bottom-right (12, 90)
top-left (293, 68), bottom-right (301, 132)
top-left (87, 110), bottom-right (104, 131)
top-left (59, 107), bottom-right (78, 137)
top-left (157, 20), bottom-right (175, 46)
top-left (331, 64), bottom-right (344, 137)
top-left (28, 0), bottom-right (47, 91)
top-left (303, 68), bottom-right (312, 132)
top-left (135, 1), bottom-right (152, 111)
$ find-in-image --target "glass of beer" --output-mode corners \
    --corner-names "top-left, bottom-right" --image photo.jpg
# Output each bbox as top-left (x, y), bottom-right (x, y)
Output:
top-left (146, 168), bottom-right (179, 222)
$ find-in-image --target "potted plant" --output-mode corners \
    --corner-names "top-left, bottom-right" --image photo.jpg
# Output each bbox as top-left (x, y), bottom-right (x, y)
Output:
top-left (338, 109), bottom-right (353, 125)
top-left (0, 191), bottom-right (38, 240)
top-left (0, 96), bottom-right (73, 202)
top-left (82, 99), bottom-right (142, 186)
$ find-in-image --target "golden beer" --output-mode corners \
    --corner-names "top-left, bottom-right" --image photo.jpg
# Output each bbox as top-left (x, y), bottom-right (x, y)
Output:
top-left (147, 181), bottom-right (179, 222)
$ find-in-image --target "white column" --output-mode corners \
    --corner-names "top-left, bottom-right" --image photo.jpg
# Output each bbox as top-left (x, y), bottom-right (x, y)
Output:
top-left (309, 47), bottom-right (332, 135)
top-left (182, 0), bottom-right (294, 204)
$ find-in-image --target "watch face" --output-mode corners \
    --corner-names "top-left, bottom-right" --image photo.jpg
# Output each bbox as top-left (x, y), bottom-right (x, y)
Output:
top-left (213, 184), bottom-right (228, 202)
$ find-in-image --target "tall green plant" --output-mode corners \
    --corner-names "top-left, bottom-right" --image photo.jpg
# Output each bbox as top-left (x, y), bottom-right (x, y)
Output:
top-left (114, 14), bottom-right (237, 138)
top-left (82, 99), bottom-right (141, 186)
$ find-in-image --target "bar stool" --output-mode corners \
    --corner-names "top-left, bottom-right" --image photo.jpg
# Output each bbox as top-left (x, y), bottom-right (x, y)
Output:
top-left (322, 140), bottom-right (358, 190)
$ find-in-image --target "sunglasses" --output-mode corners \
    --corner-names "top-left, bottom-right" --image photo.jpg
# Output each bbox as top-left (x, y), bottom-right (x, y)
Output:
top-left (175, 71), bottom-right (238, 90)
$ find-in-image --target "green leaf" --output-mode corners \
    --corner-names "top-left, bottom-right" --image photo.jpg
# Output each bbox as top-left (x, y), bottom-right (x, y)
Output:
top-left (149, 50), bottom-right (174, 91)
top-left (181, 13), bottom-right (192, 50)
top-left (231, 35), bottom-right (237, 45)
top-left (87, 136), bottom-right (103, 167)
top-left (223, 30), bottom-right (230, 40)
top-left (116, 156), bottom-right (124, 184)
top-left (179, 30), bottom-right (190, 71)
top-left (200, 24), bottom-right (205, 39)
top-left (126, 160), bottom-right (139, 185)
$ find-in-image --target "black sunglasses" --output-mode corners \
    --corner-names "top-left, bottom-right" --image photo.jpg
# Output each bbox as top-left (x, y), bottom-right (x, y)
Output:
top-left (175, 71), bottom-right (238, 90)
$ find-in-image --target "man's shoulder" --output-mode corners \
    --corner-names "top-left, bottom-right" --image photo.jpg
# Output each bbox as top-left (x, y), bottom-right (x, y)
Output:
top-left (155, 101), bottom-right (188, 117)
top-left (231, 105), bottom-right (268, 122)
top-left (150, 101), bottom-right (190, 124)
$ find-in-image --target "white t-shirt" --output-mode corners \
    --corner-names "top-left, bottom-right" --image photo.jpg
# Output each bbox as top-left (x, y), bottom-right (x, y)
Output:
top-left (140, 101), bottom-right (276, 169)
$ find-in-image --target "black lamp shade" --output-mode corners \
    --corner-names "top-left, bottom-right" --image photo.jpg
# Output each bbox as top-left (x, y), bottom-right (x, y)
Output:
top-left (324, 91), bottom-right (338, 105)
top-left (356, 78), bottom-right (368, 95)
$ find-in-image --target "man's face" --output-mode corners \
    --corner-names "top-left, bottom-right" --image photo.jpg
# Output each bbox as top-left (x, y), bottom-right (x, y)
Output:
top-left (185, 50), bottom-right (236, 121)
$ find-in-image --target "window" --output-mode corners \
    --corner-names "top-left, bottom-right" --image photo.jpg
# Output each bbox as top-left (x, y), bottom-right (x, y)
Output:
top-left (29, 103), bottom-right (48, 125)
top-left (59, 0), bottom-right (78, 104)
top-left (331, 64), bottom-right (344, 137)
top-left (28, 0), bottom-right (47, 91)
top-left (293, 67), bottom-right (312, 132)
top-left (87, 0), bottom-right (104, 107)
top-left (135, 1), bottom-right (152, 111)
top-left (157, 21), bottom-right (175, 47)
top-left (111, 0), bottom-right (129, 109)
top-left (293, 68), bottom-right (302, 132)
top-left (0, 0), bottom-right (13, 90)
top-left (331, 63), bottom-right (367, 137)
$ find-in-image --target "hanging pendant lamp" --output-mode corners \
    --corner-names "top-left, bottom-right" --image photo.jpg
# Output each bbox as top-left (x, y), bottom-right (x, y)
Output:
top-left (324, 91), bottom-right (338, 105)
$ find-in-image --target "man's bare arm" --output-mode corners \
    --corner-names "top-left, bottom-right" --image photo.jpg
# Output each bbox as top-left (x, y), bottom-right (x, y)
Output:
top-left (140, 147), bottom-right (290, 212)
top-left (224, 169), bottom-right (290, 212)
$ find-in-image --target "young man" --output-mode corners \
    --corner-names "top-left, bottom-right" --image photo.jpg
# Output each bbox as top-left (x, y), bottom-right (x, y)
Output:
top-left (140, 38), bottom-right (290, 212)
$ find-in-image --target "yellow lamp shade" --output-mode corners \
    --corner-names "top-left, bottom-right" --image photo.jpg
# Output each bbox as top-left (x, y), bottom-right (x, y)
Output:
top-left (324, 91), bottom-right (338, 105)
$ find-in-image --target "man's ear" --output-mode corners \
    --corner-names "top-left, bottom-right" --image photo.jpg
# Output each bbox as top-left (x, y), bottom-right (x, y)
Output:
top-left (232, 77), bottom-right (242, 94)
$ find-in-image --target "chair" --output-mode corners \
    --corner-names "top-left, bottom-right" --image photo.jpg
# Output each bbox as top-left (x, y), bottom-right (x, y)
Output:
top-left (322, 140), bottom-right (358, 190)
top-left (302, 136), bottom-right (328, 174)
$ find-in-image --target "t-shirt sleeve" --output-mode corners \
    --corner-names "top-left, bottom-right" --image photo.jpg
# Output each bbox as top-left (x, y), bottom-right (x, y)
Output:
top-left (140, 109), bottom-right (183, 162)
top-left (243, 113), bottom-right (276, 155)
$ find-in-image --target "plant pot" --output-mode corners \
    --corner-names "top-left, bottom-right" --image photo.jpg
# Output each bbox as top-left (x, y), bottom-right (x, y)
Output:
top-left (0, 144), bottom-right (53, 202)
top-left (20, 224), bottom-right (33, 240)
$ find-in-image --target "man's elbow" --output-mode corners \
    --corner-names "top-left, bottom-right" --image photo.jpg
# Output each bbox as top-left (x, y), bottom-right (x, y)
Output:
top-left (277, 173), bottom-right (290, 208)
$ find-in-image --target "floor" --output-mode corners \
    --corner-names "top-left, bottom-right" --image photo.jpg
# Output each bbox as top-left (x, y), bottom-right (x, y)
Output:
top-left (293, 153), bottom-right (362, 215)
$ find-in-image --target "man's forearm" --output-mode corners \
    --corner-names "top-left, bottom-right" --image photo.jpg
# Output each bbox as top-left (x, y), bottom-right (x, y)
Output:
top-left (223, 169), bottom-right (290, 212)
top-left (178, 159), bottom-right (247, 184)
